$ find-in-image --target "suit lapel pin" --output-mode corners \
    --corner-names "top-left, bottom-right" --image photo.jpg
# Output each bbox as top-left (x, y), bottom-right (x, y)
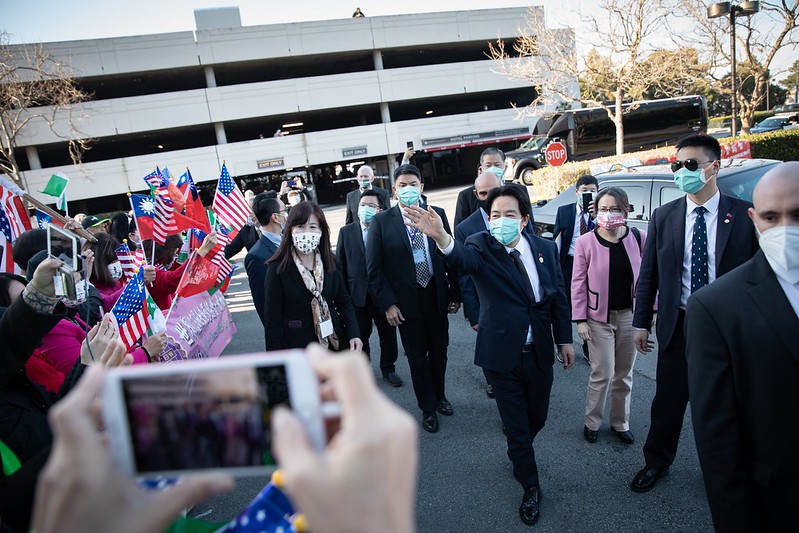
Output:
top-left (538, 253), bottom-right (544, 263)
top-left (724, 213), bottom-right (732, 224)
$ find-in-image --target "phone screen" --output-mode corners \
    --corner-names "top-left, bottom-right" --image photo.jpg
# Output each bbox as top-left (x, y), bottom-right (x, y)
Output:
top-left (121, 365), bottom-right (290, 473)
top-left (406, 141), bottom-right (414, 150)
top-left (581, 192), bottom-right (594, 213)
top-left (47, 225), bottom-right (79, 271)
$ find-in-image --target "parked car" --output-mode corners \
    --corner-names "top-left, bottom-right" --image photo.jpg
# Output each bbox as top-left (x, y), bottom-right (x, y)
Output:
top-left (772, 103), bottom-right (799, 113)
top-left (750, 113), bottom-right (799, 134)
top-left (531, 158), bottom-right (782, 238)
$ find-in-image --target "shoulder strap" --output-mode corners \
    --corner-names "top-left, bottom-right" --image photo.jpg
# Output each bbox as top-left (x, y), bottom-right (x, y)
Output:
top-left (631, 227), bottom-right (642, 255)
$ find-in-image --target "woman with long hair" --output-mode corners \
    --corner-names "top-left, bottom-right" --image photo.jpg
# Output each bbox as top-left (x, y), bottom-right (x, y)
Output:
top-left (264, 201), bottom-right (361, 352)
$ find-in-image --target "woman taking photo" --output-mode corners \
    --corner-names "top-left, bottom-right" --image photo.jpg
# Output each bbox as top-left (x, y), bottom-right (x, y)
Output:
top-left (264, 201), bottom-right (361, 352)
top-left (571, 187), bottom-right (645, 445)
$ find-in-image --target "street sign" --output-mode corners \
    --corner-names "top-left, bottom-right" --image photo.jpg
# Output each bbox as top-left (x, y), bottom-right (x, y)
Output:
top-left (544, 141), bottom-right (568, 167)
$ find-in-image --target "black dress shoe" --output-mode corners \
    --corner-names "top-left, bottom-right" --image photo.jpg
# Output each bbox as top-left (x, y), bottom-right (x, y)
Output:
top-left (630, 466), bottom-right (668, 493)
top-left (486, 384), bottom-right (495, 398)
top-left (613, 429), bottom-right (635, 444)
top-left (583, 425), bottom-right (598, 443)
top-left (519, 486), bottom-right (542, 525)
top-left (437, 399), bottom-right (453, 416)
top-left (382, 372), bottom-right (403, 387)
top-left (422, 412), bottom-right (439, 433)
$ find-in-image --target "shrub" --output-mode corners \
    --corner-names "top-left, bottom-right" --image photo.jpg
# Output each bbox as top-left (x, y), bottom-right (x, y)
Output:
top-left (715, 129), bottom-right (799, 161)
top-left (708, 111), bottom-right (774, 130)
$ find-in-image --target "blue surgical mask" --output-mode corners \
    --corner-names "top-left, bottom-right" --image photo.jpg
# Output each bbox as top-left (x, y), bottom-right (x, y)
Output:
top-left (484, 166), bottom-right (505, 182)
top-left (397, 186), bottom-right (421, 206)
top-left (358, 204), bottom-right (377, 223)
top-left (358, 179), bottom-right (371, 189)
top-left (489, 217), bottom-right (521, 246)
top-left (673, 167), bottom-right (708, 194)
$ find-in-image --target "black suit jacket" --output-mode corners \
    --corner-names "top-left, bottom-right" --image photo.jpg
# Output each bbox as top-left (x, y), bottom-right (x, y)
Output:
top-left (264, 260), bottom-right (359, 351)
top-left (366, 205), bottom-right (461, 318)
top-left (633, 193), bottom-right (757, 348)
top-left (445, 232), bottom-right (571, 373)
top-left (224, 223), bottom-right (260, 259)
top-left (336, 222), bottom-right (370, 308)
top-left (345, 186), bottom-right (391, 224)
top-left (455, 209), bottom-right (534, 326)
top-left (686, 251), bottom-right (799, 532)
top-left (455, 183), bottom-right (533, 228)
top-left (244, 234), bottom-right (280, 325)
top-left (553, 203), bottom-right (578, 266)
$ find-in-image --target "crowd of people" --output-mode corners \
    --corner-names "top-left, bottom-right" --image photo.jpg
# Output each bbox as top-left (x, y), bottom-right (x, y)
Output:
top-left (0, 135), bottom-right (797, 532)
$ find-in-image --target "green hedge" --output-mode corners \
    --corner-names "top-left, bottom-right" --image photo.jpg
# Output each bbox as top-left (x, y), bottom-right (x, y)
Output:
top-left (528, 128), bottom-right (798, 199)
top-left (708, 110), bottom-right (774, 129)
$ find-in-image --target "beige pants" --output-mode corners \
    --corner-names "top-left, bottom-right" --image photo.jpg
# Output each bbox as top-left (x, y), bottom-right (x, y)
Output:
top-left (584, 309), bottom-right (637, 432)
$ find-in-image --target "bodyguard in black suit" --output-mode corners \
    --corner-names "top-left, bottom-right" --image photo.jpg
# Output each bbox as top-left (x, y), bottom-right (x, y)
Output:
top-left (630, 135), bottom-right (758, 493)
top-left (244, 192), bottom-right (285, 326)
top-left (454, 147), bottom-right (532, 227)
top-left (344, 165), bottom-right (391, 224)
top-left (366, 164), bottom-right (461, 433)
top-left (404, 185), bottom-right (574, 526)
top-left (337, 190), bottom-right (402, 387)
top-left (685, 163), bottom-right (799, 533)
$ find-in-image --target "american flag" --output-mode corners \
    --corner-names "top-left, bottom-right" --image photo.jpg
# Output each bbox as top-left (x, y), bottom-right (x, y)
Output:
top-left (143, 169), bottom-right (168, 197)
top-left (212, 164), bottom-right (250, 240)
top-left (0, 185), bottom-right (32, 240)
top-left (152, 194), bottom-right (178, 245)
top-left (111, 268), bottom-right (150, 350)
top-left (115, 241), bottom-right (138, 281)
top-left (0, 206), bottom-right (17, 274)
top-left (206, 243), bottom-right (235, 284)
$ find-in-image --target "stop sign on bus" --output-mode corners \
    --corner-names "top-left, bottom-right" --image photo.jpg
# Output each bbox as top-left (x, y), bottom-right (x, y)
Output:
top-left (545, 141), bottom-right (568, 167)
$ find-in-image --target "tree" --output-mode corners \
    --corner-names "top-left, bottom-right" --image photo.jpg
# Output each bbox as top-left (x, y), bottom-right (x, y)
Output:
top-left (0, 33), bottom-right (90, 188)
top-left (489, 1), bottom-right (706, 156)
top-left (679, 1), bottom-right (798, 132)
top-left (783, 59), bottom-right (799, 102)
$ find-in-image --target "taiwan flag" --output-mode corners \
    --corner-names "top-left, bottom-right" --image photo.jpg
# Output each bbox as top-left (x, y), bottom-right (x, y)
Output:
top-left (177, 168), bottom-right (211, 233)
top-left (129, 194), bottom-right (156, 241)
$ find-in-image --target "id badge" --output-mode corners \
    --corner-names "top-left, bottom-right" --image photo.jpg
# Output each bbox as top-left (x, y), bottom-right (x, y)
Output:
top-left (319, 319), bottom-right (334, 338)
top-left (413, 248), bottom-right (426, 264)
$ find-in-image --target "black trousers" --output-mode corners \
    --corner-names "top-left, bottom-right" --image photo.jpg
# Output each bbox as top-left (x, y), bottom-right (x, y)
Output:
top-left (643, 310), bottom-right (688, 469)
top-left (483, 347), bottom-right (553, 490)
top-left (561, 255), bottom-right (574, 310)
top-left (397, 280), bottom-right (449, 414)
top-left (355, 294), bottom-right (398, 375)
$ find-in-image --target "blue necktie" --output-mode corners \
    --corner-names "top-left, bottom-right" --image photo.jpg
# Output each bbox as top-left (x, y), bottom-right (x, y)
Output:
top-left (691, 206), bottom-right (709, 293)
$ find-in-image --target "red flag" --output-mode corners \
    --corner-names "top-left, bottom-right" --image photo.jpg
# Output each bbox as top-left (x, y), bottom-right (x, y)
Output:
top-left (167, 181), bottom-right (186, 213)
top-left (173, 210), bottom-right (209, 233)
top-left (178, 169), bottom-right (211, 233)
top-left (175, 252), bottom-right (220, 298)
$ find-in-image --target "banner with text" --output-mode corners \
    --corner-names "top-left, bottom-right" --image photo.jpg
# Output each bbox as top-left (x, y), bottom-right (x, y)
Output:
top-left (157, 289), bottom-right (236, 363)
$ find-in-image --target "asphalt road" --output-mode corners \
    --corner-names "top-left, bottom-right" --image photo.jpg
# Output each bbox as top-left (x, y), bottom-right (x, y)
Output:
top-left (192, 186), bottom-right (713, 532)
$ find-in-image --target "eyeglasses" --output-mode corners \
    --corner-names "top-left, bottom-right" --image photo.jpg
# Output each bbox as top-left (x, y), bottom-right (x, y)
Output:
top-left (597, 207), bottom-right (623, 214)
top-left (670, 159), bottom-right (715, 173)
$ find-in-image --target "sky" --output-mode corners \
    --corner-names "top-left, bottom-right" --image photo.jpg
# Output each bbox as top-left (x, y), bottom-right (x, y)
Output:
top-left (0, 0), bottom-right (795, 77)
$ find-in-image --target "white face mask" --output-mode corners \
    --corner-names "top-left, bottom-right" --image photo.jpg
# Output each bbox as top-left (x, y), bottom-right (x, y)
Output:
top-left (293, 231), bottom-right (322, 255)
top-left (108, 261), bottom-right (124, 281)
top-left (758, 225), bottom-right (799, 281)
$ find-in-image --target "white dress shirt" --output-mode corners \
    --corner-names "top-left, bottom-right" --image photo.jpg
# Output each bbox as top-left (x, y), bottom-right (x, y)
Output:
top-left (260, 228), bottom-right (282, 248)
top-left (360, 222), bottom-right (369, 246)
top-left (568, 202), bottom-right (591, 257)
top-left (400, 205), bottom-right (434, 276)
top-left (479, 207), bottom-right (490, 230)
top-left (680, 190), bottom-right (720, 308)
top-left (764, 255), bottom-right (799, 319)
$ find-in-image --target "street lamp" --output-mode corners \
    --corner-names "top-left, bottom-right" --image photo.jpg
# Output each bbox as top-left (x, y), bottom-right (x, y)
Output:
top-left (708, 1), bottom-right (760, 137)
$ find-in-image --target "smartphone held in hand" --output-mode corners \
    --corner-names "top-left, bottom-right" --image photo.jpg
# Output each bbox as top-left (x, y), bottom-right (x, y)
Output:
top-left (47, 224), bottom-right (82, 299)
top-left (581, 191), bottom-right (594, 213)
top-left (102, 351), bottom-right (326, 478)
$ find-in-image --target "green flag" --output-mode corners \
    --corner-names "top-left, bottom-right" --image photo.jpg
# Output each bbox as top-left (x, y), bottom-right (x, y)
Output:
top-left (41, 173), bottom-right (69, 212)
top-left (145, 292), bottom-right (166, 336)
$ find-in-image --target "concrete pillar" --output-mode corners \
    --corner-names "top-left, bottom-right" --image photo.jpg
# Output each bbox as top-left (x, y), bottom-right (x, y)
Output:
top-left (204, 66), bottom-right (217, 88)
top-left (25, 146), bottom-right (42, 170)
top-left (380, 102), bottom-right (391, 124)
top-left (372, 49), bottom-right (384, 71)
top-left (214, 122), bottom-right (227, 145)
top-left (386, 156), bottom-right (397, 188)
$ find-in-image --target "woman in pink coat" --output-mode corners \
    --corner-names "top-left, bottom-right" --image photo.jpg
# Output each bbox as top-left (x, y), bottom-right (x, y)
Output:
top-left (571, 187), bottom-right (646, 446)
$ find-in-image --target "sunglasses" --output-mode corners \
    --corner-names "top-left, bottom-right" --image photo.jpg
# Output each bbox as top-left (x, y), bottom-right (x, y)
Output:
top-left (671, 159), bottom-right (715, 173)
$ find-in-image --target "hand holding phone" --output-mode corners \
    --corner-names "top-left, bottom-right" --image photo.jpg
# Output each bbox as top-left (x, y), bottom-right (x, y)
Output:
top-left (271, 346), bottom-right (418, 533)
top-left (103, 351), bottom-right (325, 477)
top-left (581, 191), bottom-right (595, 214)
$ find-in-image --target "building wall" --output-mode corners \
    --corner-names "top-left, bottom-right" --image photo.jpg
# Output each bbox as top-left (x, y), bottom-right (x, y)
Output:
top-left (7, 6), bottom-right (577, 206)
